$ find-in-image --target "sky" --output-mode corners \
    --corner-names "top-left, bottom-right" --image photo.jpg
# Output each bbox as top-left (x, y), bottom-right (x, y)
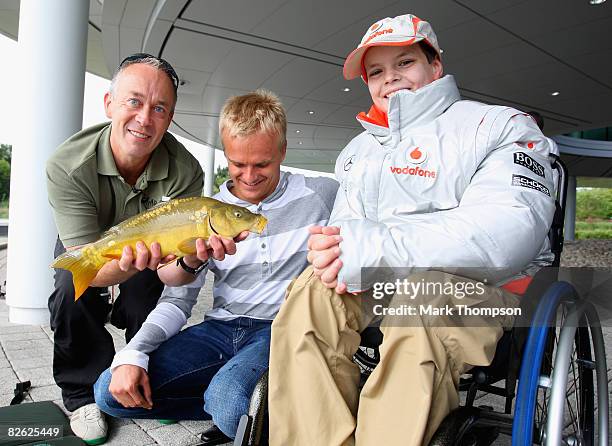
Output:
top-left (0, 33), bottom-right (331, 177)
top-left (0, 35), bottom-right (104, 145)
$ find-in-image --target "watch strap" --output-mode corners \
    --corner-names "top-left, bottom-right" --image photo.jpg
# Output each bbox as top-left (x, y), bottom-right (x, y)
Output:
top-left (177, 257), bottom-right (208, 275)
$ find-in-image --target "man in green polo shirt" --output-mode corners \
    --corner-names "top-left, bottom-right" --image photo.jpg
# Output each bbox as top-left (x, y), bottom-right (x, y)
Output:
top-left (46, 53), bottom-right (203, 445)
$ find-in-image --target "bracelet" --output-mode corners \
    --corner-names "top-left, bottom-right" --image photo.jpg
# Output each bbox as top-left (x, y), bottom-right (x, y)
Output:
top-left (177, 257), bottom-right (208, 275)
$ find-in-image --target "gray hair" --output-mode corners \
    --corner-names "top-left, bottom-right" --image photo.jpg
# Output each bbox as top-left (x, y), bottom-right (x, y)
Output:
top-left (109, 53), bottom-right (179, 105)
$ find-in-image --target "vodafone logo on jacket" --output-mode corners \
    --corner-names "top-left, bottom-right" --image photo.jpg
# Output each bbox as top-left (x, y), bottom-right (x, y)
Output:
top-left (389, 165), bottom-right (436, 178)
top-left (407, 146), bottom-right (427, 164)
top-left (388, 146), bottom-right (436, 178)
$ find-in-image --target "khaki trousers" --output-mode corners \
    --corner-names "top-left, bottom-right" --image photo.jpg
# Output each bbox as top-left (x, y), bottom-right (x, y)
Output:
top-left (269, 267), bottom-right (519, 446)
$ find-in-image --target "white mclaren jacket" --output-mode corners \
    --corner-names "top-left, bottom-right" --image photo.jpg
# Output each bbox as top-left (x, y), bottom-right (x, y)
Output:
top-left (331, 75), bottom-right (558, 293)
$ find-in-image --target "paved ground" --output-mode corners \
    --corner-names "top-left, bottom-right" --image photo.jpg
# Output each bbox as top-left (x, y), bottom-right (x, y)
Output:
top-left (0, 242), bottom-right (610, 445)
top-left (0, 244), bottom-right (228, 446)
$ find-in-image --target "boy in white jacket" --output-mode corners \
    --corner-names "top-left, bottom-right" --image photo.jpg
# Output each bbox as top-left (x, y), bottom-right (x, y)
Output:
top-left (268, 13), bottom-right (557, 446)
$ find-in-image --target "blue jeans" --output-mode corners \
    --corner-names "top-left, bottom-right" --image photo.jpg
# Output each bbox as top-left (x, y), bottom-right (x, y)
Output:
top-left (94, 317), bottom-right (271, 438)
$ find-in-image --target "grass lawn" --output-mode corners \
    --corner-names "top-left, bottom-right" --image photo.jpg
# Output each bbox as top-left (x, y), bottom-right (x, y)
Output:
top-left (575, 219), bottom-right (612, 239)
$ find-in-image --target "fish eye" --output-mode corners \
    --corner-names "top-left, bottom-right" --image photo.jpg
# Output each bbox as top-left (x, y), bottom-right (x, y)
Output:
top-left (233, 211), bottom-right (242, 218)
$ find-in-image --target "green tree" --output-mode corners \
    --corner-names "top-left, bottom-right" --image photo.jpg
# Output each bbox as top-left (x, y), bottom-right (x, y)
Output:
top-left (0, 144), bottom-right (11, 163)
top-left (0, 144), bottom-right (10, 202)
top-left (0, 159), bottom-right (9, 201)
top-left (213, 166), bottom-right (229, 194)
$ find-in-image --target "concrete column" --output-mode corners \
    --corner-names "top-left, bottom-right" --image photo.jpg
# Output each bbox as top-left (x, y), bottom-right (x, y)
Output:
top-left (564, 175), bottom-right (577, 241)
top-left (203, 145), bottom-right (216, 197)
top-left (7, 0), bottom-right (89, 324)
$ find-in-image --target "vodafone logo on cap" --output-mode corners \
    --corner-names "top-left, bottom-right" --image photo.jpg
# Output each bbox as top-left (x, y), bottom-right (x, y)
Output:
top-left (407, 146), bottom-right (427, 164)
top-left (369, 21), bottom-right (384, 33)
top-left (364, 28), bottom-right (393, 44)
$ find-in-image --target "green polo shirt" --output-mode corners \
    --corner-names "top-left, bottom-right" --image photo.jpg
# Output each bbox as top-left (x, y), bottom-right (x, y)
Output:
top-left (46, 122), bottom-right (204, 247)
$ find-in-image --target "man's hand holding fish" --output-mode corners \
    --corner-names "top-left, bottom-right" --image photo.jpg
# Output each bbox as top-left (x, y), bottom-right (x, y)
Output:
top-left (153, 230), bottom-right (250, 287)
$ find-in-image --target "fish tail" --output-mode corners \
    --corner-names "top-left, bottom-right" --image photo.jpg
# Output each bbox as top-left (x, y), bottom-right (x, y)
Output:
top-left (51, 248), bottom-right (103, 301)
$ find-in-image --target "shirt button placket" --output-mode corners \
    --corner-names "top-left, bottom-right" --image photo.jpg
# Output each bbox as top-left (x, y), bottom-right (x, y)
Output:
top-left (260, 232), bottom-right (269, 277)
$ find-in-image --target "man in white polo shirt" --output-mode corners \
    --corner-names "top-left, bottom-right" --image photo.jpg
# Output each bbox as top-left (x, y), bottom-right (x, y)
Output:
top-left (93, 90), bottom-right (338, 445)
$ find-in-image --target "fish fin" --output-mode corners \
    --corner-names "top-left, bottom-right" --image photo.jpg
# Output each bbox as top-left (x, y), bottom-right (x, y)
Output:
top-left (147, 200), bottom-right (172, 211)
top-left (99, 202), bottom-right (174, 239)
top-left (177, 238), bottom-right (198, 254)
top-left (102, 210), bottom-right (194, 240)
top-left (100, 197), bottom-right (206, 238)
top-left (100, 223), bottom-right (123, 239)
top-left (51, 250), bottom-right (101, 301)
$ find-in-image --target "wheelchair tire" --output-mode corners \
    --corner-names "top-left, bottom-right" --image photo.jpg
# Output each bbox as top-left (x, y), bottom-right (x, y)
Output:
top-left (512, 282), bottom-right (608, 446)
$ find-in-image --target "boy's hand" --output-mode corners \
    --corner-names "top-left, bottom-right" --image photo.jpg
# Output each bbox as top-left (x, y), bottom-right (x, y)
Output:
top-left (307, 226), bottom-right (347, 294)
top-left (109, 365), bottom-right (153, 409)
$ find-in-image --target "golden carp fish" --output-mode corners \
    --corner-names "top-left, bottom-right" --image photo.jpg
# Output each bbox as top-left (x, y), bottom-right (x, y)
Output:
top-left (51, 196), bottom-right (267, 300)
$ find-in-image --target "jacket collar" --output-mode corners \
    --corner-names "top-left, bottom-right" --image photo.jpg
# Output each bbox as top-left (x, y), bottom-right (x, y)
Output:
top-left (356, 75), bottom-right (461, 146)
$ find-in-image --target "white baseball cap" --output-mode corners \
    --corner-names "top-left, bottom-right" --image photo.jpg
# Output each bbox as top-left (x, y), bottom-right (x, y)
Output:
top-left (343, 14), bottom-right (441, 81)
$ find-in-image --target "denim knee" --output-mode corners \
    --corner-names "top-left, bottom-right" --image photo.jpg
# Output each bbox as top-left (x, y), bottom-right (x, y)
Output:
top-left (204, 372), bottom-right (253, 438)
top-left (93, 368), bottom-right (121, 416)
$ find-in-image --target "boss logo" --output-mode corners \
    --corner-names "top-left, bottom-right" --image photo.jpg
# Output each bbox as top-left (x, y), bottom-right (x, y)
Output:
top-left (514, 152), bottom-right (545, 178)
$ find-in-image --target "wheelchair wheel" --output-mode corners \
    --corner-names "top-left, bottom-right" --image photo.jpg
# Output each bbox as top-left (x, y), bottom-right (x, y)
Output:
top-left (532, 315), bottom-right (594, 445)
top-left (543, 300), bottom-right (608, 446)
top-left (512, 282), bottom-right (609, 446)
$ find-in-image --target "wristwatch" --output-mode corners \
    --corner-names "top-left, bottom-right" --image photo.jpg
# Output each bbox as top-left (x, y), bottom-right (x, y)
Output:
top-left (177, 257), bottom-right (208, 275)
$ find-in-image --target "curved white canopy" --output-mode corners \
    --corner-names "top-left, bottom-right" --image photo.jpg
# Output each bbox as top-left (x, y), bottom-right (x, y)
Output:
top-left (2, 0), bottom-right (612, 174)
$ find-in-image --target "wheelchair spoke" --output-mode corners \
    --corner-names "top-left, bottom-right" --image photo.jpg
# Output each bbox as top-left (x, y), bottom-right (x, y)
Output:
top-left (566, 394), bottom-right (580, 440)
top-left (567, 347), bottom-right (580, 429)
top-left (528, 303), bottom-right (597, 446)
top-left (559, 317), bottom-right (594, 446)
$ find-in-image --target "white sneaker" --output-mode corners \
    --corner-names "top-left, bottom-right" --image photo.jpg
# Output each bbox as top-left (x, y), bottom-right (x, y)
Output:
top-left (70, 403), bottom-right (108, 445)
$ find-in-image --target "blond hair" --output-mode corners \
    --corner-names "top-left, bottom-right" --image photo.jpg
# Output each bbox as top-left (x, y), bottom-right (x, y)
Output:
top-left (219, 89), bottom-right (287, 149)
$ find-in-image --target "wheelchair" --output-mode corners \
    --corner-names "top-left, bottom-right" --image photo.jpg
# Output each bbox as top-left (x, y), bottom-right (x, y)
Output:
top-left (233, 156), bottom-right (609, 446)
